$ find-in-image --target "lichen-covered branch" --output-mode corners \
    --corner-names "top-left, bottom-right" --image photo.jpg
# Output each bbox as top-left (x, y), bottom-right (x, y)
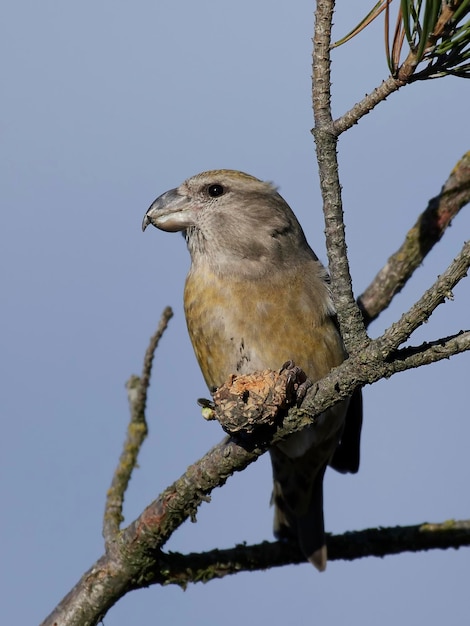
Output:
top-left (148, 518), bottom-right (470, 586)
top-left (359, 152), bottom-right (470, 325)
top-left (42, 335), bottom-right (470, 625)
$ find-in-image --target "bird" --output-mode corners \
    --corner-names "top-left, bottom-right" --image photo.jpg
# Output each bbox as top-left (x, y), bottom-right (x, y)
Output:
top-left (142, 169), bottom-right (362, 570)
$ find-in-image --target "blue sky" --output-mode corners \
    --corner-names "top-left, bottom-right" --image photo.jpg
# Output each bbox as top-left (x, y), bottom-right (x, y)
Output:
top-left (2, 1), bottom-right (469, 624)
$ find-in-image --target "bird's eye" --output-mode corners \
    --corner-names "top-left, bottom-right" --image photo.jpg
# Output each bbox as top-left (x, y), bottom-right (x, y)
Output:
top-left (207, 184), bottom-right (225, 198)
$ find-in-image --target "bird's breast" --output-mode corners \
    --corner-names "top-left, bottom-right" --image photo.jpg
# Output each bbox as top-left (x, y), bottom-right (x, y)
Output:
top-left (183, 263), bottom-right (345, 391)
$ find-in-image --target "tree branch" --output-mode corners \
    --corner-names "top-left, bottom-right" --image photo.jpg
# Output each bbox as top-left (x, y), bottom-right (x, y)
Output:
top-left (42, 7), bottom-right (470, 625)
top-left (390, 330), bottom-right (470, 371)
top-left (45, 242), bottom-right (470, 623)
top-left (359, 152), bottom-right (470, 325)
top-left (333, 75), bottom-right (404, 136)
top-left (148, 518), bottom-right (470, 587)
top-left (312, 0), bottom-right (369, 352)
top-left (333, 2), bottom-right (470, 134)
top-left (43, 306), bottom-right (470, 625)
top-left (377, 240), bottom-right (470, 355)
top-left (51, 180), bottom-right (470, 623)
top-left (103, 307), bottom-right (173, 546)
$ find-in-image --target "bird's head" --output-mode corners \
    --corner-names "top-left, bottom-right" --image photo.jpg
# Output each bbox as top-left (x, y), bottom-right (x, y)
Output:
top-left (142, 169), bottom-right (316, 278)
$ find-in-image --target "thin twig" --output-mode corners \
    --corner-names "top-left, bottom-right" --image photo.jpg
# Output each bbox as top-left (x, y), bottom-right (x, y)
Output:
top-left (103, 306), bottom-right (173, 546)
top-left (132, 305), bottom-right (174, 420)
top-left (377, 241), bottom-right (470, 355)
top-left (390, 330), bottom-right (470, 371)
top-left (333, 75), bottom-right (404, 135)
top-left (334, 1), bottom-right (470, 134)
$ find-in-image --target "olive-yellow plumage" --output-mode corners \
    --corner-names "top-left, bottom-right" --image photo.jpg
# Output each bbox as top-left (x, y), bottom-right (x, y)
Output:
top-left (143, 170), bottom-right (362, 570)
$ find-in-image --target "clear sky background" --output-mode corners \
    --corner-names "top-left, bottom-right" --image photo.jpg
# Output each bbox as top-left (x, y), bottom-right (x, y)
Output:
top-left (2, 1), bottom-right (469, 624)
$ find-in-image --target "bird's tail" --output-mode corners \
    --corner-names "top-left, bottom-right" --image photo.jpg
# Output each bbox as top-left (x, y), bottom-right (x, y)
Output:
top-left (270, 447), bottom-right (328, 571)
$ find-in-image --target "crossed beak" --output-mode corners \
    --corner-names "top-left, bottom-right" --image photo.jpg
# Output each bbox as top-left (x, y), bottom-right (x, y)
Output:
top-left (142, 188), bottom-right (194, 233)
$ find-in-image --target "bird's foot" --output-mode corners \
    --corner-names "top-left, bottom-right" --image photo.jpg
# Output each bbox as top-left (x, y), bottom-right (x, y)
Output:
top-left (279, 360), bottom-right (313, 407)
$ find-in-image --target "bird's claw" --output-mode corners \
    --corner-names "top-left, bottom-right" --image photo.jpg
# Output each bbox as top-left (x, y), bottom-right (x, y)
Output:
top-left (279, 360), bottom-right (313, 407)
